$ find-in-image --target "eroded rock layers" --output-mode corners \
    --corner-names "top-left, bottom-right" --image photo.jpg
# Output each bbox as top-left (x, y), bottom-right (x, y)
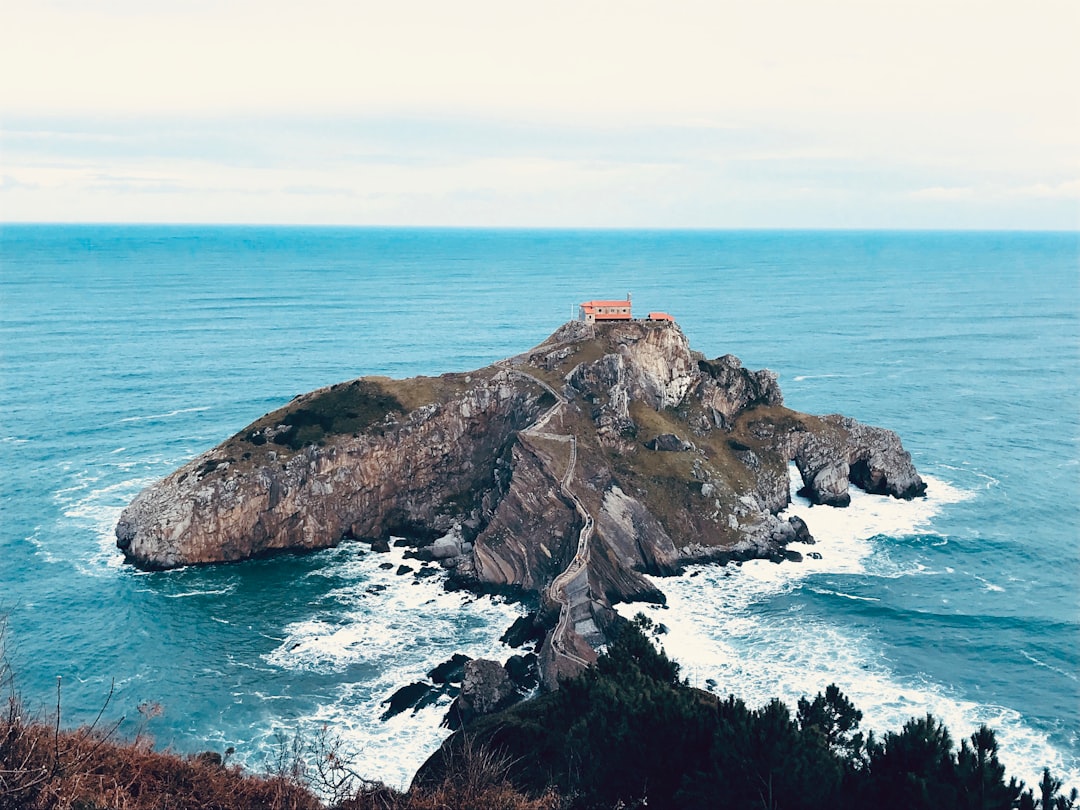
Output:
top-left (117, 321), bottom-right (925, 653)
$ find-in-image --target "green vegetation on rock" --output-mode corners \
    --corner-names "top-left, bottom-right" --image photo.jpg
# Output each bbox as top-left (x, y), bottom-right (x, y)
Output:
top-left (421, 616), bottom-right (1076, 810)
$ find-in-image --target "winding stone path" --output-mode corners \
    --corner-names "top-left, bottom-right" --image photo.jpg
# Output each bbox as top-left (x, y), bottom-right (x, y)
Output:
top-left (503, 367), bottom-right (593, 670)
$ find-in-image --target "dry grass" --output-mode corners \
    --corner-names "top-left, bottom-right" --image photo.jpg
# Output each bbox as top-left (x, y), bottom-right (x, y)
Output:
top-left (0, 716), bottom-right (322, 810)
top-left (345, 735), bottom-right (561, 810)
top-left (1, 714), bottom-right (560, 810)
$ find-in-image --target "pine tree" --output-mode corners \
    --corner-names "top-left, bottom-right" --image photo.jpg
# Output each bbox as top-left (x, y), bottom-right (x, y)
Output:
top-left (956, 726), bottom-right (1022, 810)
top-left (797, 683), bottom-right (865, 763)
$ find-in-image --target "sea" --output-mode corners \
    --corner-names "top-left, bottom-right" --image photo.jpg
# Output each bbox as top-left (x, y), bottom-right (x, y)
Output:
top-left (0, 226), bottom-right (1077, 791)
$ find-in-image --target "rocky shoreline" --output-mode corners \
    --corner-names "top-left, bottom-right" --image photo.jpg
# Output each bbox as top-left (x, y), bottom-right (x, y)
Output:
top-left (117, 320), bottom-right (925, 688)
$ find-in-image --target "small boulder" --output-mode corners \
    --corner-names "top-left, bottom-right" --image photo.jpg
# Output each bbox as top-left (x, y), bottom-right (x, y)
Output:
top-left (430, 534), bottom-right (462, 560)
top-left (788, 515), bottom-right (814, 544)
top-left (797, 462), bottom-right (852, 507)
top-left (194, 751), bottom-right (223, 768)
top-left (646, 433), bottom-right (692, 452)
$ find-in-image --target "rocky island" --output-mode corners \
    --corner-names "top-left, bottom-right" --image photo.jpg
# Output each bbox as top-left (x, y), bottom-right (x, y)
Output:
top-left (116, 319), bottom-right (925, 686)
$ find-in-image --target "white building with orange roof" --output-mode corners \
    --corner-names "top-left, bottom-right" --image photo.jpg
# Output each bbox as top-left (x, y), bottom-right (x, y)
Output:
top-left (578, 294), bottom-right (632, 323)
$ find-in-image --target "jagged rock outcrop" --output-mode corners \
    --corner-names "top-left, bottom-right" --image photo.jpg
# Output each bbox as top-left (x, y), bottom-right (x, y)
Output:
top-left (793, 414), bottom-right (927, 506)
top-left (444, 658), bottom-right (520, 730)
top-left (117, 319), bottom-right (926, 676)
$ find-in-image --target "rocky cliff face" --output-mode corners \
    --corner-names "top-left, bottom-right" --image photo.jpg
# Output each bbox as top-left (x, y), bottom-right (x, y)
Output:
top-left (117, 320), bottom-right (925, 668)
top-left (116, 372), bottom-right (544, 569)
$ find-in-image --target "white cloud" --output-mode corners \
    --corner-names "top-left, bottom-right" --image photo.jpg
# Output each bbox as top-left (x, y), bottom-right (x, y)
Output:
top-left (4, 1), bottom-right (1077, 125)
top-left (1, 1), bottom-right (1077, 227)
top-left (911, 180), bottom-right (1080, 202)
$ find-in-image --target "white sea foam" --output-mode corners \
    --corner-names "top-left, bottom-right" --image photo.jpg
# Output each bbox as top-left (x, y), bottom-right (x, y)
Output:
top-left (52, 472), bottom-right (156, 575)
top-left (974, 575), bottom-right (1006, 593)
top-left (260, 545), bottom-right (527, 789)
top-left (117, 406), bottom-right (211, 423)
top-left (24, 528), bottom-right (58, 565)
top-left (165, 586), bottom-right (237, 599)
top-left (616, 467), bottom-right (1078, 789)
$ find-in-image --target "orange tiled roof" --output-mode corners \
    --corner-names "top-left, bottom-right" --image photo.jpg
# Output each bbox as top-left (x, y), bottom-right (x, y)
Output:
top-left (580, 300), bottom-right (631, 309)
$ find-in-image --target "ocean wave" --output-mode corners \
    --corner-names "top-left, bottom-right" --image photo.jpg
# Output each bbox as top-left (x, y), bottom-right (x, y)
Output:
top-left (808, 586), bottom-right (880, 603)
top-left (24, 529), bottom-right (58, 565)
top-left (791, 371), bottom-right (876, 382)
top-left (52, 473), bottom-right (156, 576)
top-left (117, 406), bottom-right (211, 423)
top-left (615, 466), bottom-right (1078, 789)
top-left (973, 575), bottom-right (1006, 593)
top-left (1021, 650), bottom-right (1080, 684)
top-left (164, 586), bottom-right (238, 599)
top-left (257, 545), bottom-right (527, 788)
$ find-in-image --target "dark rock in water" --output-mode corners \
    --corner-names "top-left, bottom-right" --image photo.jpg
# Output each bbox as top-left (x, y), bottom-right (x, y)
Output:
top-left (366, 584), bottom-right (387, 594)
top-left (396, 564), bottom-right (413, 576)
top-left (413, 686), bottom-right (454, 714)
top-left (370, 538), bottom-right (391, 553)
top-left (504, 653), bottom-right (539, 692)
top-left (499, 613), bottom-right (546, 649)
top-left (381, 682), bottom-right (433, 721)
top-left (378, 562), bottom-right (394, 570)
top-left (443, 658), bottom-right (519, 730)
top-left (788, 515), bottom-right (814, 544)
top-left (415, 565), bottom-right (440, 579)
top-left (645, 433), bottom-right (692, 452)
top-left (428, 653), bottom-right (471, 685)
top-left (808, 552), bottom-right (822, 560)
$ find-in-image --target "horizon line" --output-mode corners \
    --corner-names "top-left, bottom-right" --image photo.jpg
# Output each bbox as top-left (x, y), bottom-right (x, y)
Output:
top-left (2, 222), bottom-right (1078, 235)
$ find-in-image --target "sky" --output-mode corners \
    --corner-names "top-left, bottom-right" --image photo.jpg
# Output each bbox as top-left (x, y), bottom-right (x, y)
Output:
top-left (1, 0), bottom-right (1078, 229)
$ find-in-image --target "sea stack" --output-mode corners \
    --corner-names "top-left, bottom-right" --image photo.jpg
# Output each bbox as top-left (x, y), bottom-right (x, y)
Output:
top-left (117, 318), bottom-right (925, 680)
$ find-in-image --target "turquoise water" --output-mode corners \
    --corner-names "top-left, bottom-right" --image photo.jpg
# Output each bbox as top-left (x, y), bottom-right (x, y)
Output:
top-left (1, 226), bottom-right (1077, 787)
